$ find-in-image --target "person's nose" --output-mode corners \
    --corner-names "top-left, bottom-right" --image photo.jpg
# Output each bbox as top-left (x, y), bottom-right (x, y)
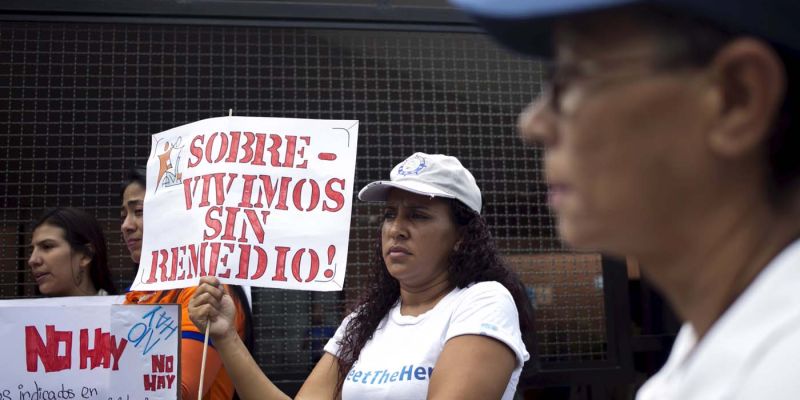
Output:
top-left (517, 94), bottom-right (559, 148)
top-left (386, 215), bottom-right (409, 241)
top-left (121, 214), bottom-right (136, 234)
top-left (28, 249), bottom-right (41, 268)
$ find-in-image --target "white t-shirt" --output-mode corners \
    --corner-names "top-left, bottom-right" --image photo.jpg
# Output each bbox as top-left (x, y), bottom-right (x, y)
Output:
top-left (324, 281), bottom-right (529, 400)
top-left (637, 239), bottom-right (800, 400)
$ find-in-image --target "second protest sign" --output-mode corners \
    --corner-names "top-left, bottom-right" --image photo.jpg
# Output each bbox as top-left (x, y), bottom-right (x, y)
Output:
top-left (132, 116), bottom-right (359, 291)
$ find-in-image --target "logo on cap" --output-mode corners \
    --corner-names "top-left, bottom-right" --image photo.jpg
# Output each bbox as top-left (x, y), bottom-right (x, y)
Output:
top-left (396, 154), bottom-right (427, 176)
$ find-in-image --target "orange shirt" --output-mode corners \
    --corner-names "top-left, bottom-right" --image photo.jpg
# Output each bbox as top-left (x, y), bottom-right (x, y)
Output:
top-left (125, 287), bottom-right (246, 400)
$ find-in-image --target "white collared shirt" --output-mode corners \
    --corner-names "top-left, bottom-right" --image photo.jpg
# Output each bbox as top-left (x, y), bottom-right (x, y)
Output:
top-left (637, 239), bottom-right (800, 400)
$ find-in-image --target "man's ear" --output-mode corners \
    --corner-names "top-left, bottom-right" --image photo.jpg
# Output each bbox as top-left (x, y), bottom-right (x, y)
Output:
top-left (706, 38), bottom-right (786, 158)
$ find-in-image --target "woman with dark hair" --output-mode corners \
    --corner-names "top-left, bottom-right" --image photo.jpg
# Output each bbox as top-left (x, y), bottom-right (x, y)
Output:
top-left (120, 167), bottom-right (254, 400)
top-left (189, 152), bottom-right (534, 400)
top-left (29, 207), bottom-right (118, 296)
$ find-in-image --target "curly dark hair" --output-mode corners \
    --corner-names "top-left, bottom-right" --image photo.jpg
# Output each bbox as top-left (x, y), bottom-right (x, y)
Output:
top-left (335, 198), bottom-right (535, 393)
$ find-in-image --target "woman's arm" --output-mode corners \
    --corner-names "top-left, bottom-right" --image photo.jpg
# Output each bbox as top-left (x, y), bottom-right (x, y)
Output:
top-left (296, 352), bottom-right (342, 400)
top-left (209, 325), bottom-right (291, 400)
top-left (178, 286), bottom-right (234, 400)
top-left (427, 335), bottom-right (516, 400)
top-left (189, 277), bottom-right (340, 400)
top-left (427, 282), bottom-right (527, 400)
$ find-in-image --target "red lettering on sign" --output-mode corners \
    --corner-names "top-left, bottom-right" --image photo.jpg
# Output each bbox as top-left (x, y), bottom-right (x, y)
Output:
top-left (323, 178), bottom-right (346, 212)
top-left (186, 132), bottom-right (312, 169)
top-left (25, 325), bottom-right (72, 372)
top-left (79, 328), bottom-right (128, 371)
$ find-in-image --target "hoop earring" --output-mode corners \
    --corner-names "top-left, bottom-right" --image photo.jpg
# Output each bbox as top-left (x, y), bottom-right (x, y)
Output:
top-left (75, 268), bottom-right (84, 286)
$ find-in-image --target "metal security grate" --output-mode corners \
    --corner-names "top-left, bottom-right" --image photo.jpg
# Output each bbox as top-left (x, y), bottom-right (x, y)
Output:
top-left (0, 21), bottom-right (614, 389)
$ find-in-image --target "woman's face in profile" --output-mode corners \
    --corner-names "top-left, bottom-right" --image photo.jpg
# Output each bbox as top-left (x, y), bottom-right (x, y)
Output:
top-left (121, 182), bottom-right (145, 263)
top-left (28, 224), bottom-right (91, 296)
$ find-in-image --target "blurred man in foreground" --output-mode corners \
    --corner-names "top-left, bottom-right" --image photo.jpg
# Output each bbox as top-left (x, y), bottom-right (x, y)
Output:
top-left (452, 0), bottom-right (800, 398)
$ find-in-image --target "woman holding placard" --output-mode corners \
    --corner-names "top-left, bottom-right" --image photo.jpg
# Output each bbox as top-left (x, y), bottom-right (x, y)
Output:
top-left (120, 166), bottom-right (254, 400)
top-left (189, 152), bottom-right (535, 400)
top-left (29, 207), bottom-right (118, 297)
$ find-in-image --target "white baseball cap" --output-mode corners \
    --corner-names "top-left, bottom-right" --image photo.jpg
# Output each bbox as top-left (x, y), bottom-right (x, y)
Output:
top-left (358, 152), bottom-right (482, 214)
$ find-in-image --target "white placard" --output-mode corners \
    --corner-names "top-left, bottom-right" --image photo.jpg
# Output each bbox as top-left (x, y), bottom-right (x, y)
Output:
top-left (0, 299), bottom-right (180, 400)
top-left (131, 116), bottom-right (358, 291)
top-left (0, 295), bottom-right (124, 307)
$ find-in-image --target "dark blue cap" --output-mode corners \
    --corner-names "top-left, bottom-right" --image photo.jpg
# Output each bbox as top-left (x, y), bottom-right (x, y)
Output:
top-left (450, 0), bottom-right (800, 57)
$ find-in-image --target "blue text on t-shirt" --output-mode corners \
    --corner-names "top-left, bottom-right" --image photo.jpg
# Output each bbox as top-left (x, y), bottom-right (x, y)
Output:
top-left (346, 364), bottom-right (434, 385)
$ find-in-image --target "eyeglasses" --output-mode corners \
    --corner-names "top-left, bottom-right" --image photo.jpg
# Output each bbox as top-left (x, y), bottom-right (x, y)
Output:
top-left (539, 47), bottom-right (702, 114)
